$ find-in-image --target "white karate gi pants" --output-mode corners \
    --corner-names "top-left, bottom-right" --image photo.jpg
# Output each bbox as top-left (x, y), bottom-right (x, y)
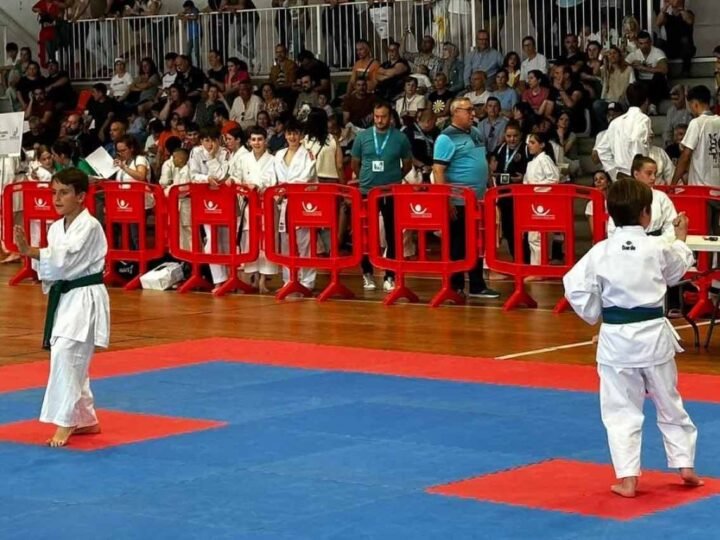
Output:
top-left (598, 360), bottom-right (697, 478)
top-left (280, 227), bottom-right (316, 290)
top-left (40, 337), bottom-right (98, 428)
top-left (203, 224), bottom-right (229, 284)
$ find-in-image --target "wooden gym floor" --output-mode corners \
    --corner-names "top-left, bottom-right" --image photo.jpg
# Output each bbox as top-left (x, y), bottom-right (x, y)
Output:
top-left (1, 264), bottom-right (717, 373)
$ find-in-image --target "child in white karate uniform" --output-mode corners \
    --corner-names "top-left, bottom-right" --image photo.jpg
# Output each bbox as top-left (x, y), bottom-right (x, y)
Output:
top-left (159, 147), bottom-right (193, 250)
top-left (188, 127), bottom-right (230, 289)
top-left (227, 126), bottom-right (277, 293)
top-left (563, 178), bottom-right (702, 498)
top-left (273, 119), bottom-right (318, 291)
top-left (14, 168), bottom-right (109, 448)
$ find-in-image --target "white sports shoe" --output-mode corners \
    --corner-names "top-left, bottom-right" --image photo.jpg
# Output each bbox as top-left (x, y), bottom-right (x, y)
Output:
top-left (363, 274), bottom-right (377, 290)
top-left (383, 277), bottom-right (396, 292)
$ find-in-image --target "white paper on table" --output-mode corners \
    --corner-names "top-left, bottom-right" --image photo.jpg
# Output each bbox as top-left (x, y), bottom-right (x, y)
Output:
top-left (23, 121), bottom-right (30, 133)
top-left (85, 146), bottom-right (119, 179)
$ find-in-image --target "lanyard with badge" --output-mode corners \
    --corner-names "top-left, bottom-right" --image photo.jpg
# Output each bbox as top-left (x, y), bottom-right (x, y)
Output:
top-left (372, 127), bottom-right (389, 173)
top-left (504, 145), bottom-right (520, 172)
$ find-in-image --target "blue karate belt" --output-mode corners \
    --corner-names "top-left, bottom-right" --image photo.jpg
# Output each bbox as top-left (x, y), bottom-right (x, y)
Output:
top-left (601, 306), bottom-right (665, 325)
top-left (43, 272), bottom-right (105, 350)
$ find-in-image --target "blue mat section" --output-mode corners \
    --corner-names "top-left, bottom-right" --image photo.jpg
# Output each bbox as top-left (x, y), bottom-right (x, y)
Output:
top-left (0, 361), bottom-right (719, 539)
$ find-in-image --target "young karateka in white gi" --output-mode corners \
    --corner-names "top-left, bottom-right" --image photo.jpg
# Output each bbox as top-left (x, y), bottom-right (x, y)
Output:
top-left (188, 127), bottom-right (230, 289)
top-left (563, 178), bottom-right (702, 498)
top-left (227, 126), bottom-right (278, 293)
top-left (523, 132), bottom-right (560, 269)
top-left (159, 147), bottom-right (193, 250)
top-left (273, 119), bottom-right (318, 291)
top-left (607, 155), bottom-right (678, 243)
top-left (13, 168), bottom-right (109, 447)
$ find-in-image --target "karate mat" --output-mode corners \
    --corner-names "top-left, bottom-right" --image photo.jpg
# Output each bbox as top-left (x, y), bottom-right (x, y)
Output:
top-left (0, 338), bottom-right (719, 539)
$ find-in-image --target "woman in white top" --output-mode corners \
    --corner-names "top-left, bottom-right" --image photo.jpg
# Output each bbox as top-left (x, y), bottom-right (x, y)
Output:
top-left (395, 78), bottom-right (428, 120)
top-left (524, 132), bottom-right (560, 267)
top-left (110, 58), bottom-right (134, 103)
top-left (274, 118), bottom-right (317, 292)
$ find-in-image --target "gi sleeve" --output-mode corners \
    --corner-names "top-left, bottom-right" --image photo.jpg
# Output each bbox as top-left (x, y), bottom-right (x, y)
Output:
top-left (661, 240), bottom-right (694, 287)
top-left (563, 250), bottom-right (602, 325)
top-left (38, 216), bottom-right (107, 283)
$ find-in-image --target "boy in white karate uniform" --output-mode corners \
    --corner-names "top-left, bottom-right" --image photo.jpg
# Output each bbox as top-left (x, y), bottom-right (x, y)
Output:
top-left (227, 126), bottom-right (277, 293)
top-left (159, 147), bottom-right (193, 250)
top-left (13, 168), bottom-right (109, 447)
top-left (563, 179), bottom-right (702, 497)
top-left (273, 119), bottom-right (318, 291)
top-left (188, 127), bottom-right (231, 289)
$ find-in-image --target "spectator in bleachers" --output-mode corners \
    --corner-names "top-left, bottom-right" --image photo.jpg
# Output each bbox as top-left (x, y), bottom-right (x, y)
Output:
top-left (402, 35), bottom-right (441, 78)
top-left (270, 44), bottom-right (298, 103)
top-left (179, 0), bottom-right (202, 67)
top-left (502, 52), bottom-right (522, 89)
top-left (22, 116), bottom-right (53, 152)
top-left (521, 70), bottom-right (554, 120)
top-left (0, 42), bottom-right (20, 87)
top-left (128, 57), bottom-right (161, 113)
top-left (105, 120), bottom-right (128, 158)
top-left (322, 0), bottom-right (361, 68)
top-left (174, 54), bottom-right (206, 104)
top-left (596, 82), bottom-right (652, 181)
top-left (224, 58), bottom-right (250, 102)
top-left (159, 84), bottom-right (193, 122)
top-left (595, 46), bottom-right (634, 131)
top-left (342, 78), bottom-right (373, 128)
top-left (428, 72), bottom-right (455, 125)
top-left (551, 64), bottom-right (587, 134)
top-left (439, 42), bottom-right (465, 94)
top-left (259, 83), bottom-right (287, 121)
top-left (625, 31), bottom-right (668, 115)
top-left (492, 69), bottom-right (518, 116)
top-left (256, 110), bottom-right (273, 136)
top-left (556, 110), bottom-right (578, 162)
top-left (402, 109), bottom-right (438, 183)
top-left (159, 53), bottom-right (178, 98)
top-left (662, 85), bottom-right (693, 147)
top-left (463, 70), bottom-right (491, 110)
top-left (376, 42), bottom-right (411, 102)
top-left (87, 83), bottom-right (119, 144)
top-left (520, 35), bottom-right (548, 84)
top-left (268, 112), bottom-right (289, 153)
top-left (109, 58), bottom-right (133, 105)
top-left (294, 74), bottom-right (320, 121)
top-left (620, 15), bottom-right (640, 55)
top-left (558, 33), bottom-right (587, 75)
top-left (348, 40), bottom-right (379, 94)
top-left (206, 49), bottom-right (227, 93)
top-left (395, 77), bottom-right (427, 120)
top-left (665, 123), bottom-right (687, 166)
top-left (296, 50), bottom-right (331, 97)
top-left (230, 80), bottom-right (264, 129)
top-left (464, 30), bottom-right (503, 87)
top-left (476, 97), bottom-right (507, 154)
top-left (272, 0), bottom-right (309, 57)
top-left (194, 84), bottom-right (227, 129)
top-left (25, 88), bottom-right (55, 135)
top-left (672, 85), bottom-right (720, 187)
top-left (213, 106), bottom-right (241, 136)
top-left (16, 61), bottom-right (45, 111)
top-left (581, 41), bottom-right (603, 100)
top-left (512, 101), bottom-right (537, 136)
top-left (44, 59), bottom-right (75, 113)
top-left (655, 0), bottom-right (695, 75)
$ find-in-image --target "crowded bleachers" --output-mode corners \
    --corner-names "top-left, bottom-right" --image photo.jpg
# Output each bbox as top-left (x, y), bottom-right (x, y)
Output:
top-left (1, 0), bottom-right (719, 301)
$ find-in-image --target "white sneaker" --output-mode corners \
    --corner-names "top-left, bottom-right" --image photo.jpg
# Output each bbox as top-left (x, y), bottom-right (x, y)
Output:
top-left (383, 277), bottom-right (396, 292)
top-left (363, 274), bottom-right (377, 290)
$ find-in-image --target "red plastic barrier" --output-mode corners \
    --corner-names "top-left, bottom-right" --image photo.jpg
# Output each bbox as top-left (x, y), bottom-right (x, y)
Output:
top-left (88, 181), bottom-right (167, 291)
top-left (2, 182), bottom-right (56, 285)
top-left (654, 185), bottom-right (720, 319)
top-left (263, 183), bottom-right (363, 301)
top-left (366, 184), bottom-right (480, 307)
top-left (167, 183), bottom-right (260, 296)
top-left (485, 184), bottom-right (606, 312)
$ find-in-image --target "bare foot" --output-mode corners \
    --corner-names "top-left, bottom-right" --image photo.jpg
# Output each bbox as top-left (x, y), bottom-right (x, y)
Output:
top-left (1, 254), bottom-right (21, 264)
top-left (611, 476), bottom-right (638, 498)
top-left (47, 426), bottom-right (75, 447)
top-left (73, 424), bottom-right (101, 436)
top-left (680, 468), bottom-right (704, 487)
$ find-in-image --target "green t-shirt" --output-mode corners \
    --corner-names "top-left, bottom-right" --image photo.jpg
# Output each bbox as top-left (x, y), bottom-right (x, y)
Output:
top-left (351, 127), bottom-right (412, 194)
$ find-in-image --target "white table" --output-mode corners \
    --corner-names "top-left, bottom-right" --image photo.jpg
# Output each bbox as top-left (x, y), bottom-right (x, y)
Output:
top-left (685, 235), bottom-right (720, 348)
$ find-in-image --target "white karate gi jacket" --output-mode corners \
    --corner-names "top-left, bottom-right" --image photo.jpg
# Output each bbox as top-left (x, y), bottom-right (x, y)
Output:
top-left (230, 151), bottom-right (276, 231)
top-left (595, 106), bottom-right (652, 181)
top-left (273, 146), bottom-right (317, 232)
top-left (38, 209), bottom-right (110, 348)
top-left (188, 146), bottom-right (230, 182)
top-left (607, 188), bottom-right (677, 243)
top-left (563, 226), bottom-right (693, 368)
top-left (523, 152), bottom-right (560, 184)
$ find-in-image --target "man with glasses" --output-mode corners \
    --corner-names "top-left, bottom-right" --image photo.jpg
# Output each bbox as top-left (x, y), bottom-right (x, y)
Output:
top-left (433, 97), bottom-right (500, 299)
top-left (520, 35), bottom-right (548, 83)
top-left (476, 97), bottom-right (506, 154)
top-left (463, 30), bottom-right (503, 88)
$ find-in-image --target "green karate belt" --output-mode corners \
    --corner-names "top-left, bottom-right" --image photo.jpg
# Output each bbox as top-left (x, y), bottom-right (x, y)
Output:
top-left (601, 306), bottom-right (664, 325)
top-left (42, 272), bottom-right (105, 350)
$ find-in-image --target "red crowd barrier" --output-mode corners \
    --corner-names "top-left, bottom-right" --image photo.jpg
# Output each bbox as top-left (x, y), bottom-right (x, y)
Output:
top-left (485, 184), bottom-right (606, 312)
top-left (2, 182), bottom-right (56, 285)
top-left (167, 183), bottom-right (260, 296)
top-left (88, 181), bottom-right (167, 291)
top-left (366, 184), bottom-right (481, 307)
top-left (263, 183), bottom-right (363, 301)
top-left (654, 185), bottom-right (720, 319)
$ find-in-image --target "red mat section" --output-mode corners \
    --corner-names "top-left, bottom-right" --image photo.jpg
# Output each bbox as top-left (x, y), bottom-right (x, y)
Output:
top-left (0, 409), bottom-right (227, 451)
top-left (427, 459), bottom-right (720, 521)
top-left (2, 338), bottom-right (719, 403)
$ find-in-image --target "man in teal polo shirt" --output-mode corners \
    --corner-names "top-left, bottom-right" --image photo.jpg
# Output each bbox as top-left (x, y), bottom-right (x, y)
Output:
top-left (433, 96), bottom-right (500, 299)
top-left (351, 101), bottom-right (413, 292)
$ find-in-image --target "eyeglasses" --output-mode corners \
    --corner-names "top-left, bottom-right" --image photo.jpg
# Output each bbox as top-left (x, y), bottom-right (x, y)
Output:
top-left (455, 107), bottom-right (474, 113)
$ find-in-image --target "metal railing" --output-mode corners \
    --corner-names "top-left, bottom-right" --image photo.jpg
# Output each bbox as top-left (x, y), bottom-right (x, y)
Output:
top-left (58, 0), bottom-right (654, 81)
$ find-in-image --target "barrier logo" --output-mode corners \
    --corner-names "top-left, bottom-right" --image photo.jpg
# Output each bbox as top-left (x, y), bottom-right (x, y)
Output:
top-left (301, 202), bottom-right (321, 217)
top-left (203, 200), bottom-right (222, 214)
top-left (531, 204), bottom-right (553, 219)
top-left (33, 198), bottom-right (49, 211)
top-left (116, 199), bottom-right (132, 212)
top-left (410, 203), bottom-right (432, 218)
